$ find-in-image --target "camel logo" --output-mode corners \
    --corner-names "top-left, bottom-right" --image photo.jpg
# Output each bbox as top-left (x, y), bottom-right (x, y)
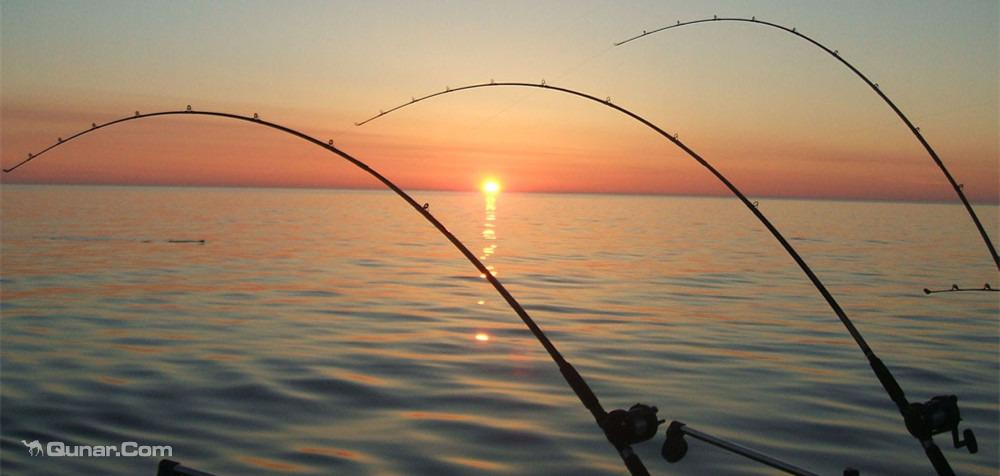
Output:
top-left (22, 440), bottom-right (43, 456)
top-left (18, 440), bottom-right (172, 458)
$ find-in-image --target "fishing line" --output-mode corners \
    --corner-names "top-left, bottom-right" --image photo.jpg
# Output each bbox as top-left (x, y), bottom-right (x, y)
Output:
top-left (613, 16), bottom-right (1000, 274)
top-left (356, 81), bottom-right (978, 476)
top-left (466, 0), bottom-right (616, 132)
top-left (2, 109), bottom-right (656, 476)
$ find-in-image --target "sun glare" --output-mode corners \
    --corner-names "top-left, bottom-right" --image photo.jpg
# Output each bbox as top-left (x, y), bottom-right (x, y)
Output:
top-left (481, 179), bottom-right (501, 194)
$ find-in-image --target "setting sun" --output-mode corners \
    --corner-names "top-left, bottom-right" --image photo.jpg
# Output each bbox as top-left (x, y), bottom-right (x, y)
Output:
top-left (481, 179), bottom-right (501, 194)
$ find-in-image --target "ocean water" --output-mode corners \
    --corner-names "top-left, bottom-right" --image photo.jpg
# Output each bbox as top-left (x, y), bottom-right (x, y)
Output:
top-left (1, 184), bottom-right (997, 476)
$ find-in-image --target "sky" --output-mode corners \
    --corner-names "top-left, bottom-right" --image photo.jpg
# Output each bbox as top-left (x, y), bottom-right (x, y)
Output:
top-left (1, 0), bottom-right (997, 202)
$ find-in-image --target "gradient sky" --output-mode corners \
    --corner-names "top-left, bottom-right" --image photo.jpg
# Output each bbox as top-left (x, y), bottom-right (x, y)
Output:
top-left (2, 0), bottom-right (997, 202)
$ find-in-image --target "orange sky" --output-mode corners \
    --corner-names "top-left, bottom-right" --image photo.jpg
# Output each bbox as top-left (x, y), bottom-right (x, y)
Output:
top-left (2, 1), bottom-right (997, 203)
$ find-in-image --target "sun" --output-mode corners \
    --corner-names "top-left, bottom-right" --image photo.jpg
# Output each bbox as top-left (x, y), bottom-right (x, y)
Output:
top-left (481, 178), bottom-right (501, 194)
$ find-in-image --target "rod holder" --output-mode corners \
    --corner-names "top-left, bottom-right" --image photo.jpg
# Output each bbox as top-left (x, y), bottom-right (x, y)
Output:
top-left (662, 421), bottom-right (858, 476)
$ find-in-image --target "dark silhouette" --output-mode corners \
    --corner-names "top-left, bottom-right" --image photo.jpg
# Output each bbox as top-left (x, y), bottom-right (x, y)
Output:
top-left (662, 421), bottom-right (861, 476)
top-left (614, 16), bottom-right (1000, 271)
top-left (157, 459), bottom-right (215, 476)
top-left (357, 81), bottom-right (977, 476)
top-left (4, 109), bottom-right (659, 475)
top-left (924, 283), bottom-right (997, 294)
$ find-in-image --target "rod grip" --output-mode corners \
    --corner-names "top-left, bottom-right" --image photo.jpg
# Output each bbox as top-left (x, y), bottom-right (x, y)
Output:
top-left (923, 442), bottom-right (956, 476)
top-left (621, 447), bottom-right (650, 476)
top-left (868, 356), bottom-right (907, 410)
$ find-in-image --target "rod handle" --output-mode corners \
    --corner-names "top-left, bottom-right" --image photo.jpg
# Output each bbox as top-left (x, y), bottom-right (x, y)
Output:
top-left (924, 442), bottom-right (956, 476)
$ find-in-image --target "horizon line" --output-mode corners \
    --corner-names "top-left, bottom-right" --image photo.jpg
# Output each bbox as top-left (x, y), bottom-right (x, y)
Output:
top-left (2, 181), bottom-right (997, 207)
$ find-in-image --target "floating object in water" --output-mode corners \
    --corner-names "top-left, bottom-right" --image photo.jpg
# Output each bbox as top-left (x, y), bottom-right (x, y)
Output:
top-left (141, 239), bottom-right (205, 244)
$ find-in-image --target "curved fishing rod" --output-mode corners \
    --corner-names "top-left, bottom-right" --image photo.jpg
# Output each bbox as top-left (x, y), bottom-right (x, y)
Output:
top-left (357, 81), bottom-right (977, 476)
top-left (614, 16), bottom-right (1000, 273)
top-left (2, 109), bottom-right (657, 476)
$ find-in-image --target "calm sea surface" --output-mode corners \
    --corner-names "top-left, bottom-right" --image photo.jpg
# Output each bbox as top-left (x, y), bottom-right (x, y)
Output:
top-left (1, 184), bottom-right (997, 475)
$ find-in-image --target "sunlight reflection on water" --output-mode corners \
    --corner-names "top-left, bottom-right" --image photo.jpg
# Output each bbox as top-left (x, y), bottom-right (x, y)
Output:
top-left (0, 185), bottom-right (997, 476)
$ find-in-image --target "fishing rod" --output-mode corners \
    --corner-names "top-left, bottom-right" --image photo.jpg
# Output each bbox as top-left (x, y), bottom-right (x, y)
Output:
top-left (3, 108), bottom-right (665, 475)
top-left (6, 109), bottom-right (866, 476)
top-left (661, 421), bottom-right (861, 476)
top-left (356, 81), bottom-right (978, 475)
top-left (159, 421), bottom-right (864, 476)
top-left (614, 16), bottom-right (1000, 274)
top-left (924, 283), bottom-right (996, 295)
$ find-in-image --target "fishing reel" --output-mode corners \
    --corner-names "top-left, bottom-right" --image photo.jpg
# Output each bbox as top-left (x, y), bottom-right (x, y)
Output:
top-left (661, 421), bottom-right (688, 463)
top-left (906, 395), bottom-right (977, 454)
top-left (602, 403), bottom-right (663, 446)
